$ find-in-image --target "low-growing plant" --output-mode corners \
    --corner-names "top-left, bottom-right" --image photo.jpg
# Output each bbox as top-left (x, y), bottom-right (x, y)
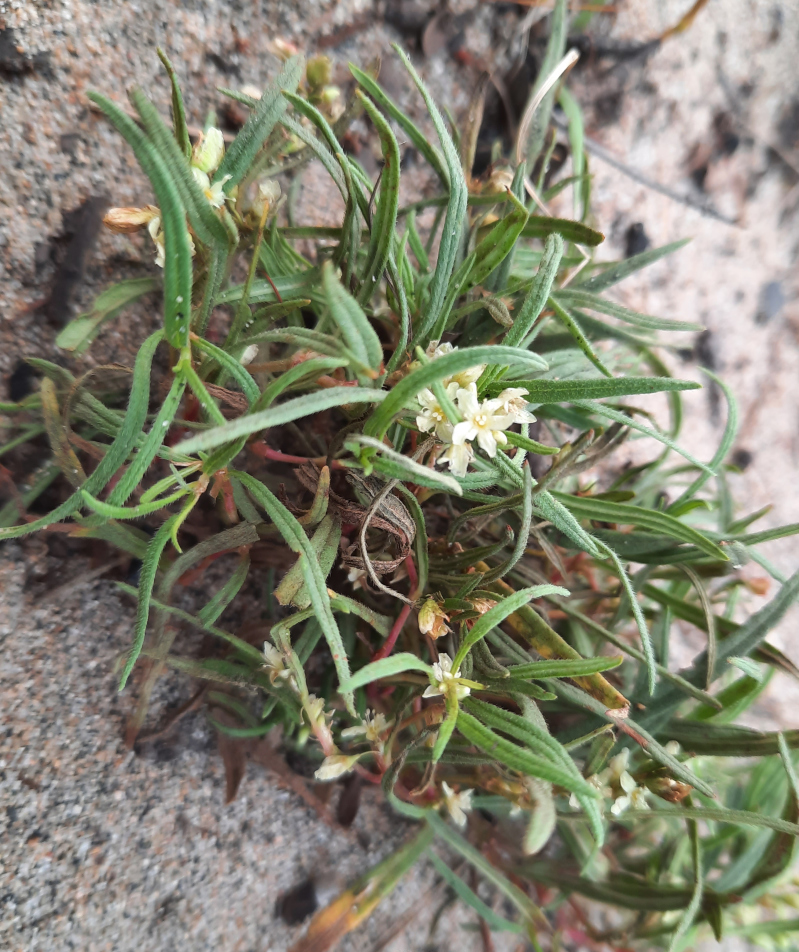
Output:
top-left (3, 8), bottom-right (799, 951)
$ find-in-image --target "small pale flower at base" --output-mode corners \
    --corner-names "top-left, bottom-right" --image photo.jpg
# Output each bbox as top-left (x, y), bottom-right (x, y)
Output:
top-left (495, 387), bottom-right (536, 425)
top-left (314, 753), bottom-right (363, 781)
top-left (437, 440), bottom-right (473, 478)
top-left (423, 653), bottom-right (482, 701)
top-left (440, 781), bottom-right (473, 828)
top-left (340, 710), bottom-right (390, 745)
top-left (262, 642), bottom-right (294, 687)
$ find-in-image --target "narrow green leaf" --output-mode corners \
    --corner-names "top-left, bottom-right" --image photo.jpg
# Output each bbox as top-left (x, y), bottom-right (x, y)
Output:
top-left (215, 54), bottom-right (303, 189)
top-left (230, 471), bottom-right (354, 710)
top-left (106, 374), bottom-right (187, 505)
top-left (573, 400), bottom-right (714, 474)
top-left (88, 93), bottom-right (193, 347)
top-left (350, 63), bottom-right (449, 187)
top-left (427, 852), bottom-right (524, 934)
top-left (130, 87), bottom-right (230, 250)
top-left (56, 277), bottom-right (159, 354)
top-left (553, 492), bottom-right (727, 561)
top-left (355, 91), bottom-right (401, 304)
top-left (578, 239), bottom-right (690, 293)
top-left (507, 656), bottom-right (623, 679)
top-left (156, 48), bottom-right (191, 158)
top-left (81, 488), bottom-right (187, 519)
top-left (548, 296), bottom-right (613, 377)
top-left (394, 44), bottom-right (468, 347)
top-left (120, 513), bottom-right (181, 689)
top-left (175, 387), bottom-right (388, 455)
top-left (338, 653), bottom-right (432, 693)
top-left (322, 261), bottom-right (383, 376)
top-left (518, 217), bottom-right (603, 247)
top-left (502, 233), bottom-right (564, 351)
top-left (554, 289), bottom-right (703, 332)
top-left (346, 434), bottom-right (462, 495)
top-left (453, 584), bottom-right (569, 671)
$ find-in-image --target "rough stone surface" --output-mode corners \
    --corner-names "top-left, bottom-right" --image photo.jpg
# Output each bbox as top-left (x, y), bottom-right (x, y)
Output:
top-left (2, 1), bottom-right (798, 951)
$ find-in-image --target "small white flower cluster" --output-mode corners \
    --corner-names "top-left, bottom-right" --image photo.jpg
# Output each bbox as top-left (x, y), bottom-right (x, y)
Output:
top-left (422, 653), bottom-right (481, 702)
top-left (570, 748), bottom-right (650, 816)
top-left (415, 342), bottom-right (535, 478)
top-left (103, 127), bottom-right (231, 268)
top-left (440, 781), bottom-right (473, 828)
top-left (315, 709), bottom-right (392, 781)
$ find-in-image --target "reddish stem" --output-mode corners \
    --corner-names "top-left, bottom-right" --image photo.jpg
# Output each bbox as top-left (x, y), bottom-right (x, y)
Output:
top-left (372, 555), bottom-right (418, 661)
top-left (249, 442), bottom-right (345, 469)
top-left (372, 603), bottom-right (411, 662)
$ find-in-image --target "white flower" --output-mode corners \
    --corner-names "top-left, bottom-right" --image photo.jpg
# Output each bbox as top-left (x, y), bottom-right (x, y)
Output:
top-left (192, 167), bottom-right (231, 208)
top-left (437, 440), bottom-right (474, 478)
top-left (262, 642), bottom-right (294, 685)
top-left (570, 772), bottom-right (610, 811)
top-left (494, 388), bottom-right (536, 425)
top-left (191, 127), bottom-right (225, 175)
top-left (347, 567), bottom-right (367, 590)
top-left (423, 653), bottom-right (474, 701)
top-left (304, 694), bottom-right (327, 728)
top-left (146, 213), bottom-right (195, 269)
top-left (611, 772), bottom-right (650, 815)
top-left (571, 749), bottom-right (650, 816)
top-left (240, 344), bottom-right (259, 366)
top-left (418, 598), bottom-right (450, 640)
top-left (440, 781), bottom-right (473, 827)
top-left (340, 710), bottom-right (390, 744)
top-left (416, 382), bottom-right (459, 442)
top-left (425, 341), bottom-right (485, 388)
top-left (452, 385), bottom-right (514, 458)
top-left (314, 753), bottom-right (362, 781)
top-left (147, 214), bottom-right (165, 268)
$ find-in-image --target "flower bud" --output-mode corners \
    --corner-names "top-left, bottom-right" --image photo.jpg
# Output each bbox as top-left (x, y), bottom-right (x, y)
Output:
top-left (306, 55), bottom-right (332, 90)
top-left (191, 127), bottom-right (225, 175)
top-left (646, 776), bottom-right (693, 803)
top-left (249, 179), bottom-right (282, 221)
top-left (488, 168), bottom-right (514, 193)
top-left (271, 38), bottom-right (299, 61)
top-left (418, 598), bottom-right (450, 640)
top-left (103, 205), bottom-right (159, 233)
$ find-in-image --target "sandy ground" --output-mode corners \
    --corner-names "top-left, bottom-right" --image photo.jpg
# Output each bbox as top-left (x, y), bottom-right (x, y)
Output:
top-left (1, 1), bottom-right (798, 950)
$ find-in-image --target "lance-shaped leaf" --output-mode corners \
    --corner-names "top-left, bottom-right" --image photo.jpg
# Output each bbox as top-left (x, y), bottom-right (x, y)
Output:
top-left (393, 44), bottom-right (468, 347)
top-left (322, 261), bottom-right (383, 378)
top-left (338, 653), bottom-right (432, 694)
top-left (215, 54), bottom-right (303, 190)
top-left (275, 514), bottom-right (341, 610)
top-left (56, 277), bottom-right (159, 354)
top-left (88, 93), bottom-right (193, 348)
top-left (349, 63), bottom-right (449, 187)
top-left (130, 87), bottom-right (231, 250)
top-left (230, 471), bottom-right (354, 711)
top-left (355, 91), bottom-right (401, 304)
top-left (175, 387), bottom-right (388, 455)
